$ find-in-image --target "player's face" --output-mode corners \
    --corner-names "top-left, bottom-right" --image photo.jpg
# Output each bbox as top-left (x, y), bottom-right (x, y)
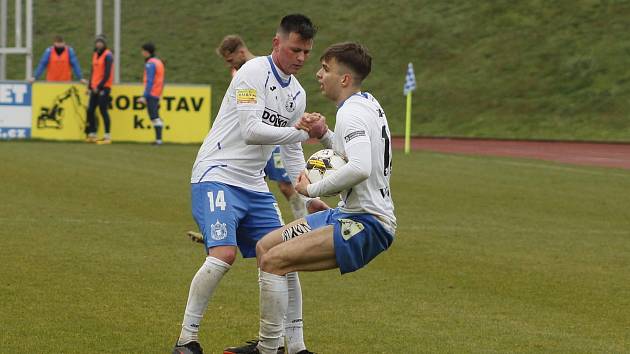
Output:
top-left (141, 49), bottom-right (150, 58)
top-left (95, 41), bottom-right (105, 50)
top-left (273, 32), bottom-right (313, 75)
top-left (316, 58), bottom-right (343, 102)
top-left (223, 50), bottom-right (247, 70)
top-left (53, 41), bottom-right (65, 48)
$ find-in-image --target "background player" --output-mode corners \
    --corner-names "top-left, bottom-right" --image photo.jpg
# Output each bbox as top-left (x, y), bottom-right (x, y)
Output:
top-left (85, 34), bottom-right (114, 144)
top-left (172, 15), bottom-right (327, 354)
top-left (30, 35), bottom-right (86, 83)
top-left (137, 42), bottom-right (166, 145)
top-left (237, 42), bottom-right (396, 354)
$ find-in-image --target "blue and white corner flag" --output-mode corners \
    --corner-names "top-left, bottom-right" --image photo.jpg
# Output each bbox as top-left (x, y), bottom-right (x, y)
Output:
top-left (403, 62), bottom-right (416, 95)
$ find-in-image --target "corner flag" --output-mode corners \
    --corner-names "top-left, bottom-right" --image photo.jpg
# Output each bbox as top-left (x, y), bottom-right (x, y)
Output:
top-left (403, 63), bottom-right (416, 154)
top-left (404, 63), bottom-right (416, 95)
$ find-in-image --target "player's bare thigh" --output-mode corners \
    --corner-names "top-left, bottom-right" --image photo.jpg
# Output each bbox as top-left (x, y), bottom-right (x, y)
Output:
top-left (256, 217), bottom-right (310, 260)
top-left (259, 224), bottom-right (337, 275)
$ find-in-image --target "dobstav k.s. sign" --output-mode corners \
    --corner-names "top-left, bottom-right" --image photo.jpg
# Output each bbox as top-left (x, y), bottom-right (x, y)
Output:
top-left (31, 82), bottom-right (211, 143)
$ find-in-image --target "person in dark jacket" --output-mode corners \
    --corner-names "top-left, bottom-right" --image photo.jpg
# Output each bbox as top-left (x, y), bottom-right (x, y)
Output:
top-left (86, 34), bottom-right (114, 144)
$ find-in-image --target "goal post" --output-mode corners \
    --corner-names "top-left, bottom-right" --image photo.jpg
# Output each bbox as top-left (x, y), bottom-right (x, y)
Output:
top-left (0, 0), bottom-right (33, 80)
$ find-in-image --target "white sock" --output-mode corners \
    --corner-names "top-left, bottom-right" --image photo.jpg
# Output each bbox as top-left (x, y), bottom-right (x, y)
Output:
top-left (259, 269), bottom-right (287, 349)
top-left (286, 272), bottom-right (306, 354)
top-left (177, 256), bottom-right (230, 345)
top-left (288, 193), bottom-right (307, 219)
top-left (279, 319), bottom-right (287, 349)
top-left (258, 271), bottom-right (288, 354)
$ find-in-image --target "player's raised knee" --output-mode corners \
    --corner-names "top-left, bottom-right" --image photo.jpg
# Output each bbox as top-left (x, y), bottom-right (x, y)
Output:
top-left (259, 248), bottom-right (288, 275)
top-left (255, 239), bottom-right (269, 260)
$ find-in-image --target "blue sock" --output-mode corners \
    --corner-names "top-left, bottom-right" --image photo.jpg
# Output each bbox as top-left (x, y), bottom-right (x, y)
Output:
top-left (155, 126), bottom-right (163, 141)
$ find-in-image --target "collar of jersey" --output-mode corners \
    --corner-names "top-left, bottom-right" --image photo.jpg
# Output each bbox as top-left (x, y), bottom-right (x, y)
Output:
top-left (267, 56), bottom-right (292, 88)
top-left (337, 91), bottom-right (368, 109)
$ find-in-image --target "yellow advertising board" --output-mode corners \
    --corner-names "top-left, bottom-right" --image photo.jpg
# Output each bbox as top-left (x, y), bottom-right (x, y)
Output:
top-left (31, 82), bottom-right (211, 143)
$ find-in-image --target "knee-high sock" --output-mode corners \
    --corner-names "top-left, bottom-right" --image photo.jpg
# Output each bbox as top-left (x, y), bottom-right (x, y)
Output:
top-left (152, 118), bottom-right (163, 141)
top-left (258, 271), bottom-right (288, 354)
top-left (285, 272), bottom-right (306, 354)
top-left (178, 256), bottom-right (230, 345)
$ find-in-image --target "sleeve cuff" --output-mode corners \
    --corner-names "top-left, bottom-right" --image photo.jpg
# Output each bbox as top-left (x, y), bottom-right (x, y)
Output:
top-left (306, 183), bottom-right (316, 197)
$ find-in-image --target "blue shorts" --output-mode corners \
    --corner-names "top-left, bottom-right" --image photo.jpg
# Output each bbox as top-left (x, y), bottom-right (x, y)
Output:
top-left (191, 182), bottom-right (284, 257)
top-left (264, 146), bottom-right (291, 183)
top-left (305, 208), bottom-right (394, 274)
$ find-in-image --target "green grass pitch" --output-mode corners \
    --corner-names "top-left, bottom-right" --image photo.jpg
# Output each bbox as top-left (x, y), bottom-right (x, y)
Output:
top-left (1, 141), bottom-right (629, 353)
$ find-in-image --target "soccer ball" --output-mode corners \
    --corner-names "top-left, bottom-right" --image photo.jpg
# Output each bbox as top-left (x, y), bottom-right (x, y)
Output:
top-left (305, 149), bottom-right (347, 185)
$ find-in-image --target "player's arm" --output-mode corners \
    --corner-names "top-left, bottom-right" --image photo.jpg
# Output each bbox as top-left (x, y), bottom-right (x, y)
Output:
top-left (33, 48), bottom-right (51, 80)
top-left (306, 114), bottom-right (371, 197)
top-left (279, 142), bottom-right (306, 185)
top-left (68, 47), bottom-right (83, 80)
top-left (143, 62), bottom-right (156, 97)
top-left (97, 53), bottom-right (113, 91)
top-left (281, 142), bottom-right (330, 211)
top-left (234, 64), bottom-right (310, 145)
top-left (238, 106), bottom-right (309, 145)
top-left (318, 129), bottom-right (334, 149)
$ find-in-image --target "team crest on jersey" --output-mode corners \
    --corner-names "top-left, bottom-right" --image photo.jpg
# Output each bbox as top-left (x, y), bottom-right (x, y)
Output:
top-left (210, 219), bottom-right (228, 240)
top-left (339, 219), bottom-right (365, 240)
top-left (285, 94), bottom-right (296, 112)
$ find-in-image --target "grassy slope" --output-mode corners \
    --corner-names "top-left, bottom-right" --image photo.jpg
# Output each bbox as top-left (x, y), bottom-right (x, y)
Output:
top-left (4, 0), bottom-right (630, 141)
top-left (1, 141), bottom-right (629, 353)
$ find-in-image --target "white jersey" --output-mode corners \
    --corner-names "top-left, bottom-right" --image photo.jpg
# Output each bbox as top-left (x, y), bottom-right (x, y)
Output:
top-left (191, 56), bottom-right (309, 192)
top-left (308, 92), bottom-right (396, 234)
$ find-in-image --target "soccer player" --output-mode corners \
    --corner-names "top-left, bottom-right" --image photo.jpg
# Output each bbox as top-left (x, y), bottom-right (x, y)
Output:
top-left (215, 34), bottom-right (256, 76)
top-left (30, 35), bottom-right (86, 83)
top-left (187, 35), bottom-right (308, 243)
top-left (217, 35), bottom-right (308, 221)
top-left (137, 42), bottom-right (166, 145)
top-left (234, 42), bottom-right (396, 354)
top-left (86, 34), bottom-right (114, 144)
top-left (172, 14), bottom-right (327, 354)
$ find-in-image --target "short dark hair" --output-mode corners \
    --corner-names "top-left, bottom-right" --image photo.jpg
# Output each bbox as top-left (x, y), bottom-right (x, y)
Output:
top-left (216, 35), bottom-right (245, 57)
top-left (278, 14), bottom-right (317, 40)
top-left (53, 35), bottom-right (64, 43)
top-left (320, 42), bottom-right (372, 83)
top-left (142, 42), bottom-right (156, 55)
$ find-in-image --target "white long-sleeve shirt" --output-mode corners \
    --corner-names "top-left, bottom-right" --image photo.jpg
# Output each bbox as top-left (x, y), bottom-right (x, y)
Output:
top-left (191, 56), bottom-right (309, 191)
top-left (307, 92), bottom-right (396, 234)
